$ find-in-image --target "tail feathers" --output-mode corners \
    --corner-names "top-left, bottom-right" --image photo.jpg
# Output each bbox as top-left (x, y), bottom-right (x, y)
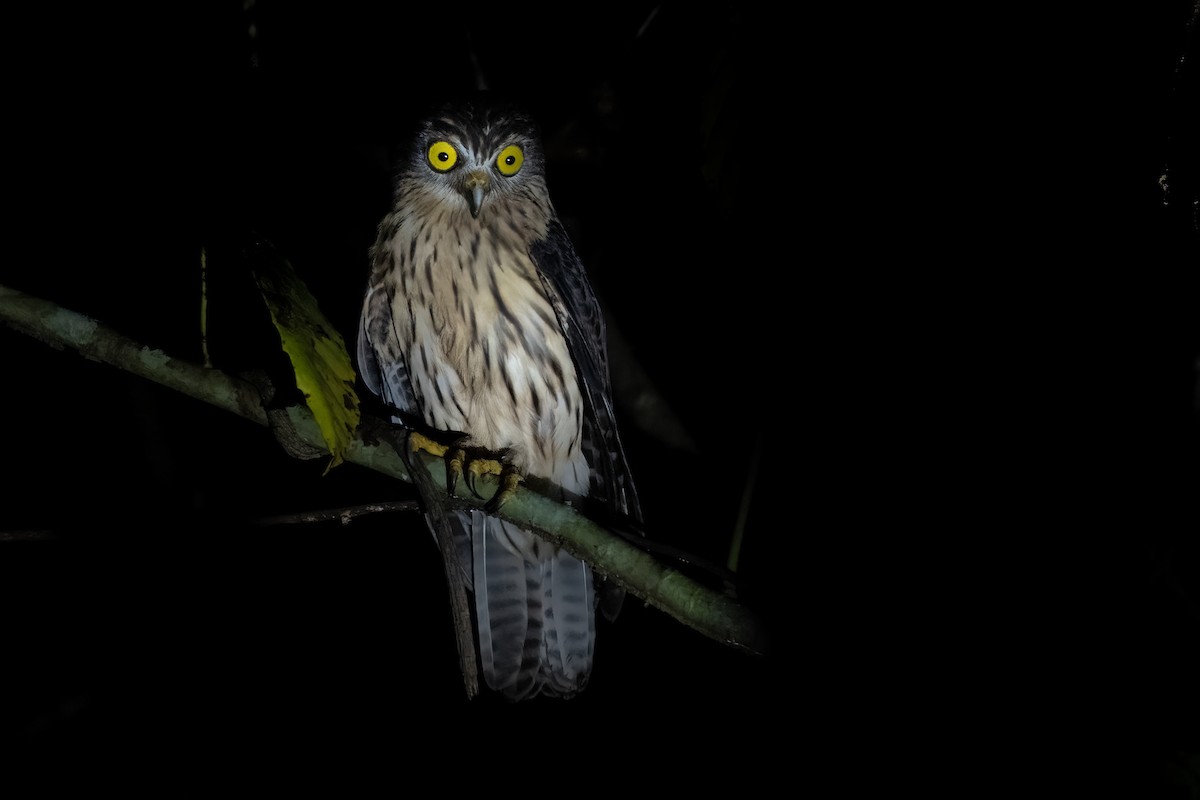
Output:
top-left (453, 510), bottom-right (595, 700)
top-left (540, 548), bottom-right (596, 696)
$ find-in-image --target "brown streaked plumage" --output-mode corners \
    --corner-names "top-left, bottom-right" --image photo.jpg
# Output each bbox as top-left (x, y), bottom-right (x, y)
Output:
top-left (357, 96), bottom-right (640, 700)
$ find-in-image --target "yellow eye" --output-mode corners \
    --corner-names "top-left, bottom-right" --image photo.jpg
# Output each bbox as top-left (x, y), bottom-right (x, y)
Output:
top-left (496, 145), bottom-right (523, 176)
top-left (427, 141), bottom-right (458, 172)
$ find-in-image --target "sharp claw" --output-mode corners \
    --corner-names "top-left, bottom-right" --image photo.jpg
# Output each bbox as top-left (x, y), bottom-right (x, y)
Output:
top-left (431, 437), bottom-right (519, 511)
top-left (464, 460), bottom-right (486, 500)
top-left (484, 468), bottom-right (522, 514)
top-left (446, 447), bottom-right (465, 497)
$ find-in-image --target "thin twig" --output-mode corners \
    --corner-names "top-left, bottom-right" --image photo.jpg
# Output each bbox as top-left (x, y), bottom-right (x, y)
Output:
top-left (0, 530), bottom-right (60, 542)
top-left (254, 500), bottom-right (420, 527)
top-left (200, 246), bottom-right (212, 368)
top-left (401, 428), bottom-right (480, 699)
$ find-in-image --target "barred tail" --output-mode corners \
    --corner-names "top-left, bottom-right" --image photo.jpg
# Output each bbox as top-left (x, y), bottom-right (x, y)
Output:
top-left (452, 510), bottom-right (595, 700)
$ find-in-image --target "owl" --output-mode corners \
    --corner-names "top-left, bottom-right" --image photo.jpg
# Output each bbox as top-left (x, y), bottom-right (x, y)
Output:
top-left (357, 95), bottom-right (641, 700)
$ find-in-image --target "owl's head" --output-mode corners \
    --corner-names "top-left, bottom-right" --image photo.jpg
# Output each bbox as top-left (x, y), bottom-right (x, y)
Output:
top-left (404, 95), bottom-right (548, 219)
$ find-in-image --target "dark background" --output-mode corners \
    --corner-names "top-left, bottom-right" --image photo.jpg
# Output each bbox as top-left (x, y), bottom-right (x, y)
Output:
top-left (1, 0), bottom-right (782, 777)
top-left (2, 0), bottom-right (1199, 792)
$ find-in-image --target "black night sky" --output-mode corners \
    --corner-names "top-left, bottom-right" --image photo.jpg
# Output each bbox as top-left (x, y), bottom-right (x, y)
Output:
top-left (2, 1), bottom-right (1199, 792)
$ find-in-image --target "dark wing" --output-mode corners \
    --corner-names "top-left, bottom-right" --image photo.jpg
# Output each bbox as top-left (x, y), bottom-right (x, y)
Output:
top-left (357, 257), bottom-right (420, 423)
top-left (530, 220), bottom-right (642, 524)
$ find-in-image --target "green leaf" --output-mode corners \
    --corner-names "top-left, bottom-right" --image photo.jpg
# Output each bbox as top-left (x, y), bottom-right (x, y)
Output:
top-left (251, 241), bottom-right (360, 472)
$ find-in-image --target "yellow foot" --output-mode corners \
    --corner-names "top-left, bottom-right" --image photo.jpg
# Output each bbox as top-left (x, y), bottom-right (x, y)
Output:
top-left (408, 431), bottom-right (517, 507)
top-left (484, 464), bottom-right (523, 514)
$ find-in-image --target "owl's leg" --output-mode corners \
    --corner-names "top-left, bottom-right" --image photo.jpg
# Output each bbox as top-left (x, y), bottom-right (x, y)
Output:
top-left (408, 430), bottom-right (522, 512)
top-left (451, 443), bottom-right (523, 513)
top-left (482, 462), bottom-right (522, 514)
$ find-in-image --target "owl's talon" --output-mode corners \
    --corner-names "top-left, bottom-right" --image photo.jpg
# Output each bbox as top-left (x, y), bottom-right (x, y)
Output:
top-left (446, 447), bottom-right (466, 497)
top-left (422, 437), bottom-right (512, 505)
top-left (484, 466), bottom-right (523, 514)
top-left (464, 459), bottom-right (488, 500)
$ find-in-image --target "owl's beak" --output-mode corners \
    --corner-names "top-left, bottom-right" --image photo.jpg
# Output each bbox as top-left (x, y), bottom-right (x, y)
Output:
top-left (463, 170), bottom-right (490, 218)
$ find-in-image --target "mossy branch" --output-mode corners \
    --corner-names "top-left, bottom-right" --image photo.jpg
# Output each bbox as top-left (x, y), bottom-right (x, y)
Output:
top-left (0, 283), bottom-right (767, 657)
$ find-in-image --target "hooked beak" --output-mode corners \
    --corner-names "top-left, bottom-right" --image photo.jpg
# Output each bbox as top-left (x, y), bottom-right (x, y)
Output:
top-left (463, 170), bottom-right (489, 218)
